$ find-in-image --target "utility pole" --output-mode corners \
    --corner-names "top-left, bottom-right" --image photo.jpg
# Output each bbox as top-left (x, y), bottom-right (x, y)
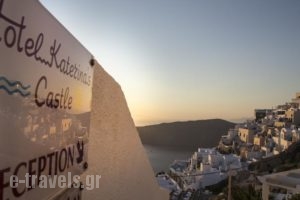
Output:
top-left (228, 170), bottom-right (232, 200)
top-left (227, 169), bottom-right (237, 200)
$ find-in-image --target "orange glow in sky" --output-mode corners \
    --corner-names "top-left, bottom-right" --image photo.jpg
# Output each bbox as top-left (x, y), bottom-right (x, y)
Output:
top-left (41, 0), bottom-right (300, 126)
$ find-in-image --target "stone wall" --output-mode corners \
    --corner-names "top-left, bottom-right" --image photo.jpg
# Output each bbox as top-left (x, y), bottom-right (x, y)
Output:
top-left (82, 64), bottom-right (168, 200)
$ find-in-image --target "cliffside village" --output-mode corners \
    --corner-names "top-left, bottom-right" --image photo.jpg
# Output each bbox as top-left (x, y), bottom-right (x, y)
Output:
top-left (158, 92), bottom-right (300, 200)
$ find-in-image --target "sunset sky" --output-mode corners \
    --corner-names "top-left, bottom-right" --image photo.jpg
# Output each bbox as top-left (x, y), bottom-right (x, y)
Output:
top-left (41, 0), bottom-right (300, 126)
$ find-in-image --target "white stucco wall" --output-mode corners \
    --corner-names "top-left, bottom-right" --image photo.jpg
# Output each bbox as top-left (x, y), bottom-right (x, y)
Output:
top-left (81, 64), bottom-right (168, 200)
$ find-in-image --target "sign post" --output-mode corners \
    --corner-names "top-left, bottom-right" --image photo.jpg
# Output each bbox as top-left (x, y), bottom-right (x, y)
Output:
top-left (0, 0), bottom-right (94, 199)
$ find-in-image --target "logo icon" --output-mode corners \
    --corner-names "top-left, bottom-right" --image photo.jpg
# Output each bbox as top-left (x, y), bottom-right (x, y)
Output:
top-left (0, 76), bottom-right (31, 97)
top-left (76, 141), bottom-right (84, 164)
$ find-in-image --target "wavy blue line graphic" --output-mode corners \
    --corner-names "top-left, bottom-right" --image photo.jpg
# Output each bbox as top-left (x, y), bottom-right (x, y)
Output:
top-left (0, 76), bottom-right (30, 90)
top-left (0, 85), bottom-right (31, 97)
top-left (0, 76), bottom-right (31, 97)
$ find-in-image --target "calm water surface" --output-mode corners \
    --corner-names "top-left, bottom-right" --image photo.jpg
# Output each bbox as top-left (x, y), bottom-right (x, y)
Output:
top-left (143, 144), bottom-right (194, 173)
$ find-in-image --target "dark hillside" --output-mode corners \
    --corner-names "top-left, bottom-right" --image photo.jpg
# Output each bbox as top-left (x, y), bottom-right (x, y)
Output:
top-left (137, 119), bottom-right (235, 150)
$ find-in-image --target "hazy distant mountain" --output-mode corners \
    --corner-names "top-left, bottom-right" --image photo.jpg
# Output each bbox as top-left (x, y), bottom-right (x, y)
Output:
top-left (137, 119), bottom-right (235, 151)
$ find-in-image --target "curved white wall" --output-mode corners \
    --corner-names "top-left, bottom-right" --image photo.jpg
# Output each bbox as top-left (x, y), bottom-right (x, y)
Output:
top-left (82, 64), bottom-right (168, 200)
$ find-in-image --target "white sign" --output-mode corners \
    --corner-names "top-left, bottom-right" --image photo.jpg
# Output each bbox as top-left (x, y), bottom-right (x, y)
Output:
top-left (52, 185), bottom-right (82, 200)
top-left (0, 0), bottom-right (94, 199)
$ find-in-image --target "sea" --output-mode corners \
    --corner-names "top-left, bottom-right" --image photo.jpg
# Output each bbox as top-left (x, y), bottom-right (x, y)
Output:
top-left (143, 144), bottom-right (194, 173)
